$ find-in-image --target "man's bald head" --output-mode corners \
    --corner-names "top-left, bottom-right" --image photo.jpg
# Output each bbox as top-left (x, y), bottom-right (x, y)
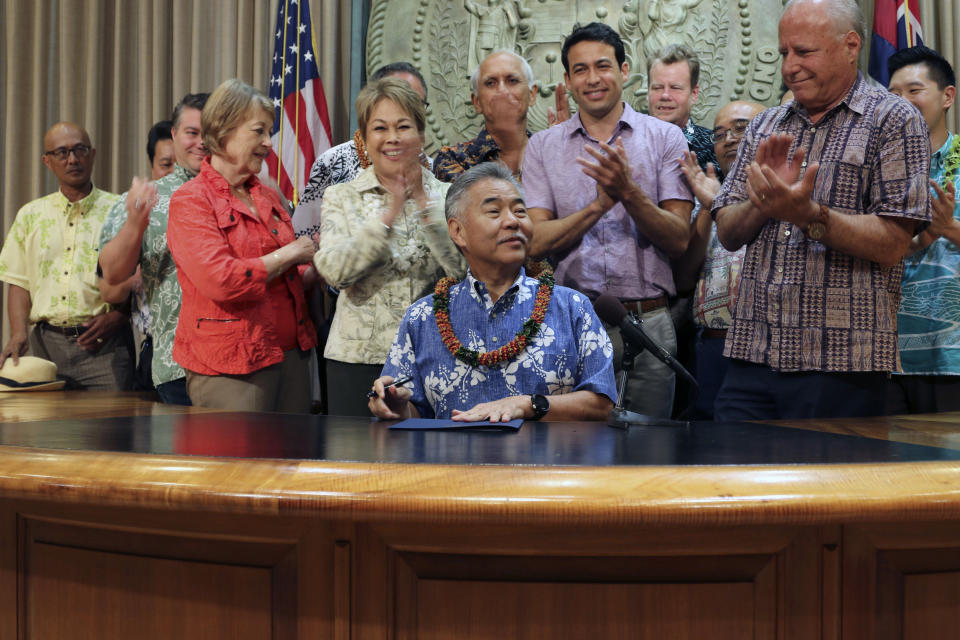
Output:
top-left (43, 122), bottom-right (90, 150)
top-left (42, 122), bottom-right (96, 193)
top-left (712, 101), bottom-right (765, 174)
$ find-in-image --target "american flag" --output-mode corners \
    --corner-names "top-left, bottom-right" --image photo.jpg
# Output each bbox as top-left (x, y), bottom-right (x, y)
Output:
top-left (264, 0), bottom-right (332, 205)
top-left (869, 0), bottom-right (923, 87)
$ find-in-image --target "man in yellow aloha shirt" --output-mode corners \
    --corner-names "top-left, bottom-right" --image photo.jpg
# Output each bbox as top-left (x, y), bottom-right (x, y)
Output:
top-left (0, 122), bottom-right (133, 389)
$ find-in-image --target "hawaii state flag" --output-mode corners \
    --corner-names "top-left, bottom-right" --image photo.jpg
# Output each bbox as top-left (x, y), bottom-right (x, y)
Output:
top-left (264, 0), bottom-right (332, 205)
top-left (869, 0), bottom-right (923, 87)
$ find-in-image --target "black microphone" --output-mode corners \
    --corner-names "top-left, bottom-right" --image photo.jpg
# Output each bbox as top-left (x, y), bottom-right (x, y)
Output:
top-left (593, 294), bottom-right (697, 388)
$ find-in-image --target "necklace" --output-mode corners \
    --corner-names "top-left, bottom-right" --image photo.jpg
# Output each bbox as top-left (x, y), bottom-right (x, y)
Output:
top-left (354, 129), bottom-right (371, 169)
top-left (433, 270), bottom-right (554, 367)
top-left (942, 134), bottom-right (960, 189)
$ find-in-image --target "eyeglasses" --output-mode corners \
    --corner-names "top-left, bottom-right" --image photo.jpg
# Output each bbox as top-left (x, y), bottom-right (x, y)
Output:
top-left (711, 120), bottom-right (750, 144)
top-left (43, 144), bottom-right (92, 161)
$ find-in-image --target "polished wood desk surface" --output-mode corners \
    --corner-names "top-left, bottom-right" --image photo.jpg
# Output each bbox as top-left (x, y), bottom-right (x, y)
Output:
top-left (0, 392), bottom-right (958, 465)
top-left (0, 391), bottom-right (958, 526)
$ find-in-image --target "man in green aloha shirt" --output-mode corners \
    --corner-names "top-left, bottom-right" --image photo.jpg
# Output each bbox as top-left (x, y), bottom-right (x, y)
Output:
top-left (0, 122), bottom-right (131, 390)
top-left (98, 93), bottom-right (209, 404)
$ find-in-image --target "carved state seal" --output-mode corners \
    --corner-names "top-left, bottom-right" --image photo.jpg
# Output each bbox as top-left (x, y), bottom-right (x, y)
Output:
top-left (367, 0), bottom-right (785, 154)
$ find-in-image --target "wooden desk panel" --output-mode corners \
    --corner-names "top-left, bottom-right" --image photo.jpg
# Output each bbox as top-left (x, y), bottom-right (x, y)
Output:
top-left (3, 499), bottom-right (335, 640)
top-left (0, 392), bottom-right (956, 637)
top-left (360, 522), bottom-right (824, 640)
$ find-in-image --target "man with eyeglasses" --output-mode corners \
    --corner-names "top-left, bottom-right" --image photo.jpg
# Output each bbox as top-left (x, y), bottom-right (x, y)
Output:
top-left (0, 122), bottom-right (134, 390)
top-left (674, 101), bottom-right (764, 418)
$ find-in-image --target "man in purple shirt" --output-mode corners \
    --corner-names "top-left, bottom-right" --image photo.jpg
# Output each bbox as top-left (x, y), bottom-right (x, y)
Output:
top-left (523, 22), bottom-right (693, 418)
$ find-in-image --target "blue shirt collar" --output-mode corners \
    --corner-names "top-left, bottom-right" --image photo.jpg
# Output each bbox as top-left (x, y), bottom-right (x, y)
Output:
top-left (466, 267), bottom-right (527, 312)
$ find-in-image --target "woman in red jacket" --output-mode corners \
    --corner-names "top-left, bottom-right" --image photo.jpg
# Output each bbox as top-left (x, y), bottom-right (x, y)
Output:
top-left (168, 79), bottom-right (317, 412)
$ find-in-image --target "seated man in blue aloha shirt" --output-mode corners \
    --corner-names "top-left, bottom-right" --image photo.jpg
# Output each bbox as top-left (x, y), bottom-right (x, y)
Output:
top-left (369, 162), bottom-right (617, 422)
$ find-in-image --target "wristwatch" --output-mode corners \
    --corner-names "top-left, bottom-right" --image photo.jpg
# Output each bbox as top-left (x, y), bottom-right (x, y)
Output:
top-left (804, 203), bottom-right (830, 241)
top-left (530, 394), bottom-right (550, 420)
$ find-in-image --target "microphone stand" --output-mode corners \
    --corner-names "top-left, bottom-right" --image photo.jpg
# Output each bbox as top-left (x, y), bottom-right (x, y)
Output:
top-left (607, 317), bottom-right (694, 429)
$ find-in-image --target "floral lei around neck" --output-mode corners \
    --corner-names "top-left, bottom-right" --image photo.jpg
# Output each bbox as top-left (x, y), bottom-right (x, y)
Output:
top-left (354, 129), bottom-right (372, 169)
top-left (433, 270), bottom-right (554, 367)
top-left (942, 134), bottom-right (960, 189)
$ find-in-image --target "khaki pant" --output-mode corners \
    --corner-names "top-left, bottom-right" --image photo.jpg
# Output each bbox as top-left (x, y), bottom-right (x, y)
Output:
top-left (185, 349), bottom-right (312, 413)
top-left (603, 306), bottom-right (677, 418)
top-left (30, 323), bottom-right (134, 391)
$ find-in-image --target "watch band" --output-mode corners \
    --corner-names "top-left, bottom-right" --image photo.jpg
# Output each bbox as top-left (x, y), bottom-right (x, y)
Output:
top-left (804, 203), bottom-right (829, 241)
top-left (530, 394), bottom-right (550, 420)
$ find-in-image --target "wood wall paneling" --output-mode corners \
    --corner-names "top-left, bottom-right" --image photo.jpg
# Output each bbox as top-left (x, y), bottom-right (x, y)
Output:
top-left (9, 503), bottom-right (335, 640)
top-left (26, 543), bottom-right (272, 640)
top-left (357, 522), bottom-right (825, 640)
top-left (844, 522), bottom-right (960, 640)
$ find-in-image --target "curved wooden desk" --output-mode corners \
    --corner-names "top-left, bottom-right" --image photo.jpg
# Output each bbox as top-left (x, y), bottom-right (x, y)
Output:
top-left (2, 392), bottom-right (960, 639)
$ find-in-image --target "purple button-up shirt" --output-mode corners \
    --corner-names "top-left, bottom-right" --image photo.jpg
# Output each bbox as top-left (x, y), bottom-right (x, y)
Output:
top-left (522, 102), bottom-right (692, 300)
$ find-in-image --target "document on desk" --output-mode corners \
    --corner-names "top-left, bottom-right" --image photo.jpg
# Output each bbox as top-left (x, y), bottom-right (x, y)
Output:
top-left (389, 418), bottom-right (523, 431)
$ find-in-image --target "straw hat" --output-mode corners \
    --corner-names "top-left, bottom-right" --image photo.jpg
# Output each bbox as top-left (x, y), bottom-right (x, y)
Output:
top-left (0, 356), bottom-right (66, 392)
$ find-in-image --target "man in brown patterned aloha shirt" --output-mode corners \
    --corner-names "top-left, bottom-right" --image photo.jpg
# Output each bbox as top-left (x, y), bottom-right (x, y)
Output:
top-left (709, 0), bottom-right (931, 420)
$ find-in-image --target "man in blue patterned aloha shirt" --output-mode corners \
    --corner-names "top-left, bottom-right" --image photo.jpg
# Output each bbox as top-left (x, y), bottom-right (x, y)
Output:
top-left (887, 45), bottom-right (960, 413)
top-left (370, 162), bottom-right (617, 422)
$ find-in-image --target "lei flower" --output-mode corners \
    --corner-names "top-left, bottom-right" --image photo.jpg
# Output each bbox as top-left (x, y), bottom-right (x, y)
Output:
top-left (433, 270), bottom-right (554, 367)
top-left (942, 134), bottom-right (960, 190)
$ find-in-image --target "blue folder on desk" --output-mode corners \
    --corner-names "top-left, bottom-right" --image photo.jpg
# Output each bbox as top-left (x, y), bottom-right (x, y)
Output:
top-left (389, 418), bottom-right (523, 431)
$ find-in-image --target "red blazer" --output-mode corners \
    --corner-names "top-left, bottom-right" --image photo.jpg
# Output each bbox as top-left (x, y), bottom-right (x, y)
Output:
top-left (167, 159), bottom-right (316, 375)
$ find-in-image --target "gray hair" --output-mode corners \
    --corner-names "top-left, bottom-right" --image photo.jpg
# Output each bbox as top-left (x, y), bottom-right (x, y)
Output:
top-left (470, 50), bottom-right (535, 94)
top-left (783, 0), bottom-right (865, 41)
top-left (445, 162), bottom-right (525, 221)
top-left (647, 43), bottom-right (701, 87)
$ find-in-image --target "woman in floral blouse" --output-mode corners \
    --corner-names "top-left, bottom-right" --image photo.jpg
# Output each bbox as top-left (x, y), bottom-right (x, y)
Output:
top-left (314, 78), bottom-right (465, 416)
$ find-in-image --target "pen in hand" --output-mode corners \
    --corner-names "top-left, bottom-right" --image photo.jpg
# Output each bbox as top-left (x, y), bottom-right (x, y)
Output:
top-left (366, 375), bottom-right (414, 398)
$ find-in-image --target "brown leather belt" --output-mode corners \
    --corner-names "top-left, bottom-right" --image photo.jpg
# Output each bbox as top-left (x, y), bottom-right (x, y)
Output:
top-left (701, 327), bottom-right (728, 339)
top-left (621, 296), bottom-right (667, 314)
top-left (38, 321), bottom-right (87, 337)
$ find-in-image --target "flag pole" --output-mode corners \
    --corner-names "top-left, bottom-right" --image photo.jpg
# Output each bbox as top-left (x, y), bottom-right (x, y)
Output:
top-left (904, 0), bottom-right (913, 46)
top-left (275, 0), bottom-right (289, 188)
top-left (292, 0), bottom-right (302, 206)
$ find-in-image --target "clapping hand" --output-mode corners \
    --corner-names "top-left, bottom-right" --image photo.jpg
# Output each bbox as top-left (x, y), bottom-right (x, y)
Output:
top-left (679, 151), bottom-right (721, 210)
top-left (382, 166), bottom-right (428, 226)
top-left (546, 81), bottom-right (571, 126)
top-left (126, 177), bottom-right (159, 231)
top-left (927, 180), bottom-right (957, 239)
top-left (577, 137), bottom-right (636, 204)
top-left (745, 133), bottom-right (820, 227)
